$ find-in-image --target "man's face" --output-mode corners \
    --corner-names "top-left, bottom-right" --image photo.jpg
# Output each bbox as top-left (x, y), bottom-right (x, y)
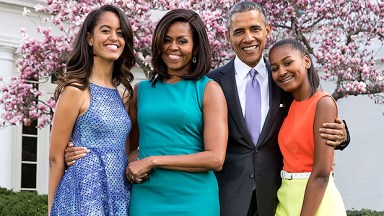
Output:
top-left (226, 10), bottom-right (271, 68)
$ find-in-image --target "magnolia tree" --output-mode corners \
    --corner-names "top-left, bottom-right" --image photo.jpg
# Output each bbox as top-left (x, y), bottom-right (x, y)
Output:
top-left (0, 0), bottom-right (383, 128)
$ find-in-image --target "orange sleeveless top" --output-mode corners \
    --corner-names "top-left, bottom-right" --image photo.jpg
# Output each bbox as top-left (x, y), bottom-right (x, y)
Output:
top-left (278, 91), bottom-right (337, 172)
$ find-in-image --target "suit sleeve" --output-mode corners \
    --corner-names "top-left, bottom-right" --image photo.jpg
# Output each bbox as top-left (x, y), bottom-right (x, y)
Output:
top-left (334, 120), bottom-right (351, 151)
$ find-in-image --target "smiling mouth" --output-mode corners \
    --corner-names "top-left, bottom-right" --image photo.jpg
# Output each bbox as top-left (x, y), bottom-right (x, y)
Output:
top-left (167, 54), bottom-right (182, 60)
top-left (280, 75), bottom-right (294, 83)
top-left (242, 45), bottom-right (258, 51)
top-left (105, 44), bottom-right (120, 51)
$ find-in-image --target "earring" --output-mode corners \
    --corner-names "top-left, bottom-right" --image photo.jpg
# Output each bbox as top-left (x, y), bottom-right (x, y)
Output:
top-left (89, 43), bottom-right (93, 46)
top-left (192, 57), bottom-right (197, 63)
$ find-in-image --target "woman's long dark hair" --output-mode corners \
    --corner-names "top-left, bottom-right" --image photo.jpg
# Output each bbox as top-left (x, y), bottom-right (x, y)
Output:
top-left (54, 5), bottom-right (135, 106)
top-left (150, 9), bottom-right (212, 86)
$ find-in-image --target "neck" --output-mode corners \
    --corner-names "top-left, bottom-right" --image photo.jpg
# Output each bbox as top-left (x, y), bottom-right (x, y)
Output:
top-left (89, 58), bottom-right (115, 88)
top-left (165, 75), bottom-right (183, 84)
top-left (292, 80), bottom-right (313, 102)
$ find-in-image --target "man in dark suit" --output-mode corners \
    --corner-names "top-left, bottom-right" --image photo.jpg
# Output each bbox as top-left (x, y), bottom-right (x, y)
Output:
top-left (207, 2), bottom-right (349, 216)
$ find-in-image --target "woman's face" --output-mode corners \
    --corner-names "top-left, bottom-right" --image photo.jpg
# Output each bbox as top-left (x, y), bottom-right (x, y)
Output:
top-left (162, 21), bottom-right (194, 76)
top-left (269, 45), bottom-right (311, 94)
top-left (87, 11), bottom-right (125, 63)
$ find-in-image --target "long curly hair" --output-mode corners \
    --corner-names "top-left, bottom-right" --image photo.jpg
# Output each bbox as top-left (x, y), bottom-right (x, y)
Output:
top-left (54, 5), bottom-right (135, 106)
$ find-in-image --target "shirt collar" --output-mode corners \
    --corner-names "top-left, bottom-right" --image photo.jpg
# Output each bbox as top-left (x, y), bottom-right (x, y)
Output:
top-left (234, 55), bottom-right (268, 80)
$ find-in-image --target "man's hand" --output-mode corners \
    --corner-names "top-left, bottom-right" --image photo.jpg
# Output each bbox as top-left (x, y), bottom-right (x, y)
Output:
top-left (319, 118), bottom-right (347, 147)
top-left (64, 142), bottom-right (89, 166)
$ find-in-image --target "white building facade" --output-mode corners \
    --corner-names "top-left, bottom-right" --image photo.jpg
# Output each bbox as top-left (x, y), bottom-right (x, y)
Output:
top-left (0, 0), bottom-right (50, 194)
top-left (0, 0), bottom-right (383, 211)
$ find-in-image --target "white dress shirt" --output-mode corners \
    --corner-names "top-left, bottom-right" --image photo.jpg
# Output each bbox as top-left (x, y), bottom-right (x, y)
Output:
top-left (234, 56), bottom-right (270, 133)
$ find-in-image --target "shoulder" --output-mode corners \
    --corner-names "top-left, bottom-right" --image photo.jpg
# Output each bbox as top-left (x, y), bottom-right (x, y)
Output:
top-left (60, 85), bottom-right (87, 99)
top-left (117, 87), bottom-right (125, 97)
top-left (208, 67), bottom-right (222, 76)
top-left (315, 92), bottom-right (337, 115)
top-left (207, 60), bottom-right (234, 79)
top-left (204, 80), bottom-right (224, 97)
top-left (197, 76), bottom-right (211, 85)
top-left (134, 80), bottom-right (153, 97)
top-left (313, 92), bottom-right (338, 128)
top-left (317, 94), bottom-right (336, 110)
top-left (117, 87), bottom-right (130, 105)
top-left (132, 80), bottom-right (148, 94)
top-left (136, 80), bottom-right (151, 89)
top-left (56, 85), bottom-right (89, 111)
top-left (203, 80), bottom-right (226, 111)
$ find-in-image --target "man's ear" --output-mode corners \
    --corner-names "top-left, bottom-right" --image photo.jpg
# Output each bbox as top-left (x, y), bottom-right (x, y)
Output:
top-left (87, 32), bottom-right (93, 46)
top-left (265, 24), bottom-right (272, 40)
top-left (225, 31), bottom-right (232, 45)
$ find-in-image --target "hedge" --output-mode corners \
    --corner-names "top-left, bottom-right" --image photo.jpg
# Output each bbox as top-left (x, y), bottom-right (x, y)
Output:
top-left (347, 209), bottom-right (384, 216)
top-left (0, 187), bottom-right (383, 215)
top-left (0, 187), bottom-right (47, 216)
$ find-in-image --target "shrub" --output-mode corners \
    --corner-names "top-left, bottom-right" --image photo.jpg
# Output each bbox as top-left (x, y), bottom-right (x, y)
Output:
top-left (0, 187), bottom-right (47, 216)
top-left (1, 187), bottom-right (384, 215)
top-left (347, 209), bottom-right (384, 216)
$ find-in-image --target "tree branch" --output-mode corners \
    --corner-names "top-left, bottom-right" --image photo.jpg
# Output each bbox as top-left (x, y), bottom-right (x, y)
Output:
top-left (272, 24), bottom-right (291, 29)
top-left (332, 85), bottom-right (384, 101)
top-left (304, 15), bottom-right (326, 29)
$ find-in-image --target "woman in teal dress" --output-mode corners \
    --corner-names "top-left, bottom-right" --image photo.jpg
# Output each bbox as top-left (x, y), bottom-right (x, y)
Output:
top-left (126, 9), bottom-right (228, 216)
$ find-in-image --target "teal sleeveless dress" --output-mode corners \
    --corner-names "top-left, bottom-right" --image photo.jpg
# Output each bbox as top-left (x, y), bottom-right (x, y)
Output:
top-left (129, 76), bottom-right (219, 216)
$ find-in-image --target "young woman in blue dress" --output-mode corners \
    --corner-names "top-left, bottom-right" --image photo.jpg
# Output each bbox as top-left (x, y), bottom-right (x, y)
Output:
top-left (48, 5), bottom-right (135, 215)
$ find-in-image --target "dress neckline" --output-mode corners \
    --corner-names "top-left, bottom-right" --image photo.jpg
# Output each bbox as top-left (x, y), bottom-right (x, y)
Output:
top-left (293, 91), bottom-right (321, 103)
top-left (90, 82), bottom-right (117, 90)
top-left (163, 79), bottom-right (186, 85)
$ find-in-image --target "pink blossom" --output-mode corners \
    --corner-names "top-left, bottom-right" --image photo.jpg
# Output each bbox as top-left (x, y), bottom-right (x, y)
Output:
top-left (0, 0), bottom-right (382, 128)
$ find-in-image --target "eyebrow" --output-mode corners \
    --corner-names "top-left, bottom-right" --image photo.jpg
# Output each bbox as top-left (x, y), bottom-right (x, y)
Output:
top-left (250, 24), bottom-right (263, 29)
top-left (164, 35), bottom-right (190, 39)
top-left (281, 56), bottom-right (292, 61)
top-left (99, 25), bottom-right (121, 30)
top-left (270, 56), bottom-right (293, 65)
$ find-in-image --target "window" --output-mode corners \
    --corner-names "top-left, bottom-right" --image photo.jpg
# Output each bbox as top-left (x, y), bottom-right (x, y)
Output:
top-left (20, 120), bottom-right (38, 191)
top-left (51, 72), bottom-right (58, 84)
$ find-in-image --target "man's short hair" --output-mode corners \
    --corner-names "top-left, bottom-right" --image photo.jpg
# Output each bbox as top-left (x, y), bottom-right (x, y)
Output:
top-left (226, 1), bottom-right (269, 30)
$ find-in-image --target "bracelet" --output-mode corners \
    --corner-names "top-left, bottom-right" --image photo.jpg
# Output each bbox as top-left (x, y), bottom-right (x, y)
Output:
top-left (135, 158), bottom-right (140, 161)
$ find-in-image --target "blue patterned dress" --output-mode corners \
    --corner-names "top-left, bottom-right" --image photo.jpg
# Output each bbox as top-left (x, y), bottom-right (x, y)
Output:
top-left (51, 83), bottom-right (131, 216)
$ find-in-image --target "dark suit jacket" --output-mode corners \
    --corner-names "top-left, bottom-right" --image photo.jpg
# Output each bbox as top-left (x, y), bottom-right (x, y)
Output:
top-left (207, 58), bottom-right (293, 216)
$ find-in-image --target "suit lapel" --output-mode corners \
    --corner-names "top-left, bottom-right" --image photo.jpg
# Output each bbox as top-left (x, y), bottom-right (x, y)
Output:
top-left (220, 60), bottom-right (255, 147)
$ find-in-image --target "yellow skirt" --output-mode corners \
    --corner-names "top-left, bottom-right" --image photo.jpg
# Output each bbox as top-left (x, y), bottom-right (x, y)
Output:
top-left (275, 176), bottom-right (346, 216)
